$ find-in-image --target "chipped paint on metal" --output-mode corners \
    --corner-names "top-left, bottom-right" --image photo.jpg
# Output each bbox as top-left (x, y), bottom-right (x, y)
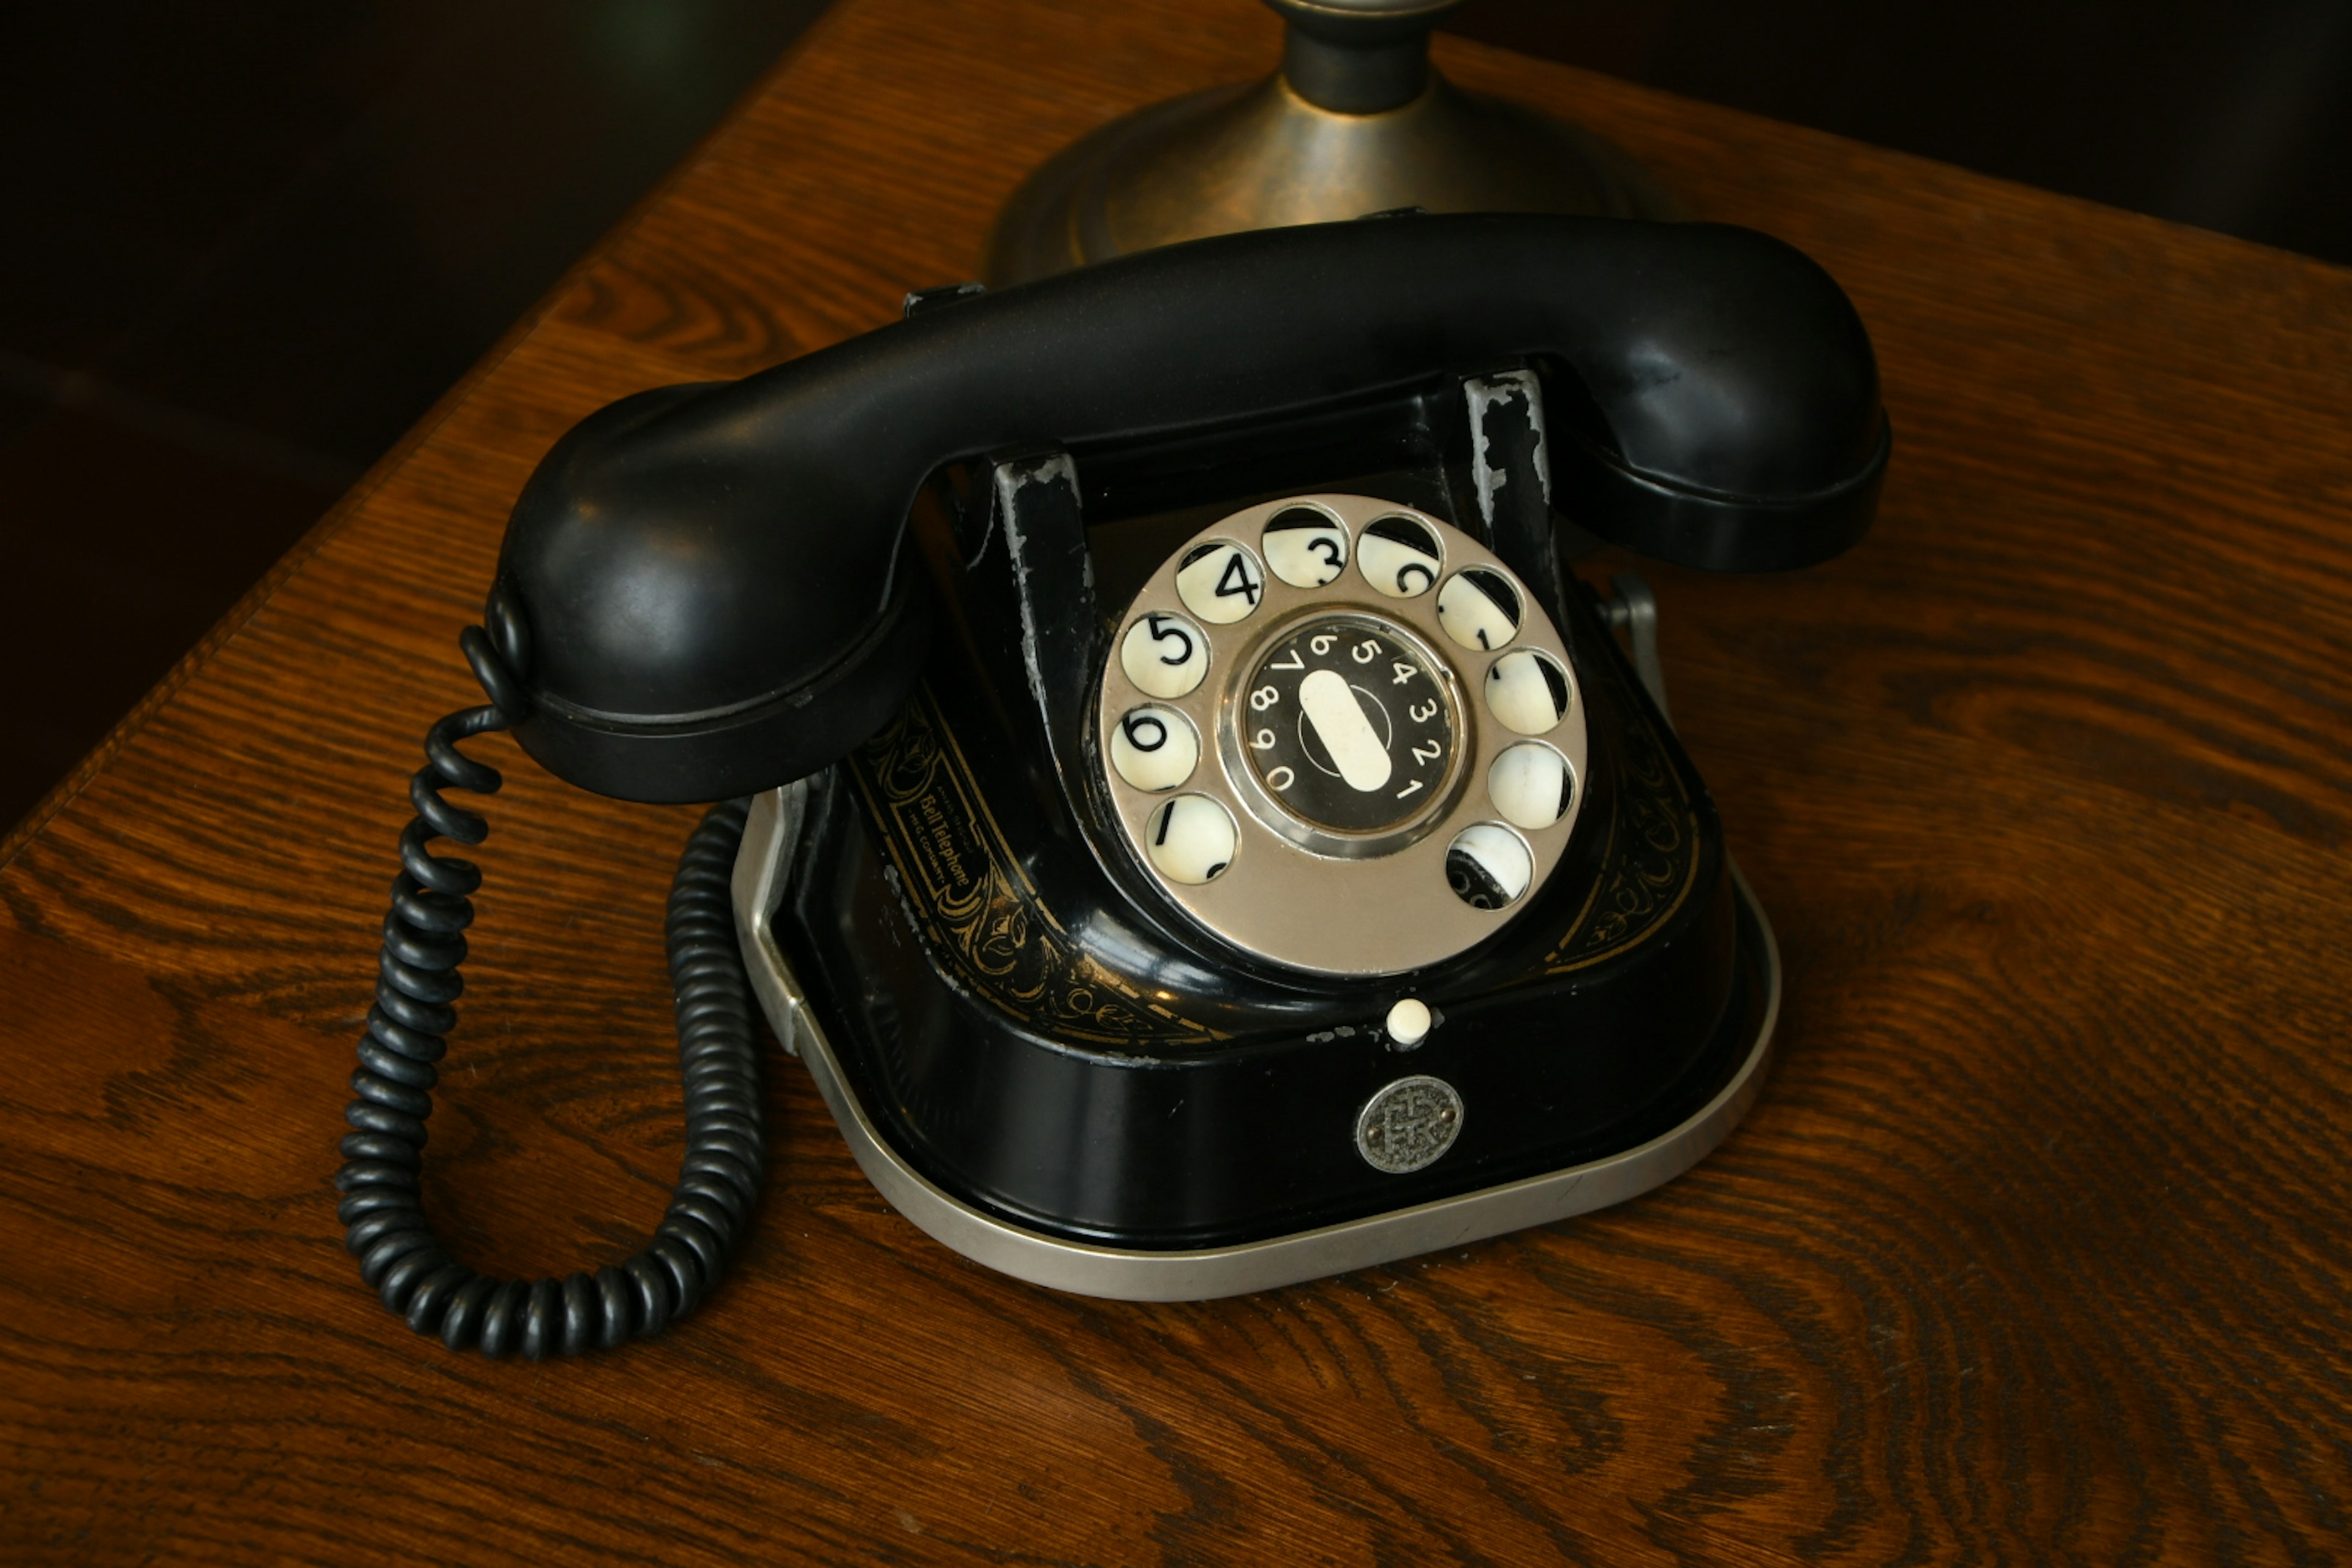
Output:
top-left (1467, 370), bottom-right (1551, 528)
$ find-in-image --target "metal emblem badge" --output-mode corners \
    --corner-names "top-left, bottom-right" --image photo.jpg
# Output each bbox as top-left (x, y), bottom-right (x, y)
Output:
top-left (1354, 1075), bottom-right (1464, 1173)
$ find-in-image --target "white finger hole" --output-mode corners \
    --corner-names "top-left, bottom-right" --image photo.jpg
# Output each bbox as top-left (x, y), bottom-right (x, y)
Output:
top-left (1357, 515), bottom-right (1441, 599)
top-left (1261, 506), bottom-right (1349, 588)
top-left (1445, 824), bottom-right (1531, 910)
top-left (1174, 541), bottom-right (1264, 624)
top-left (1120, 611), bottom-right (1208, 698)
top-left (1488, 743), bottom-right (1573, 830)
top-left (1110, 706), bottom-right (1199, 792)
top-left (1146, 795), bottom-right (1238, 884)
top-left (1438, 568), bottom-right (1521, 652)
top-left (1483, 649), bottom-right (1569, 735)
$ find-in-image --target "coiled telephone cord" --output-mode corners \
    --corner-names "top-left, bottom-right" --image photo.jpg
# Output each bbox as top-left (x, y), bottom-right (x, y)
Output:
top-left (334, 625), bottom-right (764, 1357)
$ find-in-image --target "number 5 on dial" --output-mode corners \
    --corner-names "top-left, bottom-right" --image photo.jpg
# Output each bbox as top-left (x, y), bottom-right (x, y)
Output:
top-left (1120, 611), bottom-right (1208, 699)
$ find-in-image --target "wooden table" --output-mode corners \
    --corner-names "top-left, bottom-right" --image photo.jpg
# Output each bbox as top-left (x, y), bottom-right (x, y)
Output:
top-left (6, 1), bottom-right (2348, 1561)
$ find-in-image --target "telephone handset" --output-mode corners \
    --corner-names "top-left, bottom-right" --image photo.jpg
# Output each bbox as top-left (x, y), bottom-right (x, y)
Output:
top-left (338, 213), bottom-right (1888, 1356)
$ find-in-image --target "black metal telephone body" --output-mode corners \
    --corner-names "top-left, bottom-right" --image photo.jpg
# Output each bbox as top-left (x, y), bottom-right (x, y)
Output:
top-left (341, 213), bottom-right (1886, 1350)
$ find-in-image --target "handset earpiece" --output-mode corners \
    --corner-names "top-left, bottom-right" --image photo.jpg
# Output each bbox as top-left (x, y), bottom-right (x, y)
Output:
top-left (492, 212), bottom-right (1886, 804)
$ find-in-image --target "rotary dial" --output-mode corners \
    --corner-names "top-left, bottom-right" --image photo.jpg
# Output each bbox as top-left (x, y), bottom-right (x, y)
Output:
top-left (1095, 495), bottom-right (1587, 976)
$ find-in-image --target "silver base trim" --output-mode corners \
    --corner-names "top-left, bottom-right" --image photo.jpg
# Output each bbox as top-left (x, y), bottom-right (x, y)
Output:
top-left (731, 783), bottom-right (1781, 1302)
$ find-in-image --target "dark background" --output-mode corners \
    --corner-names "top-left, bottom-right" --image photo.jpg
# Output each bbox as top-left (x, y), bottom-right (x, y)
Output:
top-left (4, 0), bottom-right (2346, 833)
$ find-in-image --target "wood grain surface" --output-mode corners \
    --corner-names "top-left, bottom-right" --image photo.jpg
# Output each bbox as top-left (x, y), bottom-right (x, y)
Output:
top-left (5, 0), bottom-right (2350, 1561)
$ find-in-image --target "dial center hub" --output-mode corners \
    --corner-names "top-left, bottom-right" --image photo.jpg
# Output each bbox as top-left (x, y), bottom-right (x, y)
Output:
top-left (1241, 615), bottom-right (1455, 834)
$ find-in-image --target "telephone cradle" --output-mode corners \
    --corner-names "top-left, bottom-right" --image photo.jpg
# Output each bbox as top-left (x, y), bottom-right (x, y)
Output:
top-left (334, 213), bottom-right (1888, 1357)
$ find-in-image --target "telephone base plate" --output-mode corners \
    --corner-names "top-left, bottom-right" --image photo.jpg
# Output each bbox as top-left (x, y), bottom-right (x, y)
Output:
top-left (733, 785), bottom-right (1779, 1302)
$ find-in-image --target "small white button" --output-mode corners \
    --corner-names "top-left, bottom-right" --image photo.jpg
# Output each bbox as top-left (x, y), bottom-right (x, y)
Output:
top-left (1385, 997), bottom-right (1432, 1047)
top-left (1484, 649), bottom-right (1569, 735)
top-left (1262, 507), bottom-right (1349, 587)
top-left (1446, 823), bottom-right (1531, 909)
top-left (1488, 742), bottom-right (1572, 830)
top-left (1357, 516), bottom-right (1442, 598)
top-left (1174, 541), bottom-right (1265, 624)
top-left (1146, 795), bottom-right (1238, 884)
top-left (1437, 568), bottom-right (1521, 652)
top-left (1121, 612), bottom-right (1208, 698)
top-left (1110, 706), bottom-right (1198, 792)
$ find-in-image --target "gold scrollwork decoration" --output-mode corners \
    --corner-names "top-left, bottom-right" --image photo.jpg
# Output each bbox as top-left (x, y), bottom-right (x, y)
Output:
top-left (848, 690), bottom-right (1224, 1046)
top-left (1542, 639), bottom-right (1703, 973)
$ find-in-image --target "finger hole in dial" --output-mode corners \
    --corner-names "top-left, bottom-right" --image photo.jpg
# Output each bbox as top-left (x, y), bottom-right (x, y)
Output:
top-left (1484, 648), bottom-right (1569, 735)
top-left (1147, 795), bottom-right (1237, 884)
top-left (1488, 742), bottom-right (1573, 830)
top-left (1262, 506), bottom-right (1350, 588)
top-left (1357, 515), bottom-right (1441, 599)
top-left (1438, 568), bottom-right (1521, 652)
top-left (1446, 824), bottom-right (1531, 910)
top-left (1120, 612), bottom-right (1208, 698)
top-left (1175, 541), bottom-right (1264, 624)
top-left (1110, 706), bottom-right (1199, 792)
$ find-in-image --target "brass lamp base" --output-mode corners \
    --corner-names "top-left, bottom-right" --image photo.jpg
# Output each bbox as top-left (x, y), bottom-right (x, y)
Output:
top-left (984, 4), bottom-right (1681, 287)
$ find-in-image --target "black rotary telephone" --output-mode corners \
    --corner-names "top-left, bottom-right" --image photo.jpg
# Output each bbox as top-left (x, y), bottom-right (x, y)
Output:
top-left (336, 213), bottom-right (1887, 1358)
